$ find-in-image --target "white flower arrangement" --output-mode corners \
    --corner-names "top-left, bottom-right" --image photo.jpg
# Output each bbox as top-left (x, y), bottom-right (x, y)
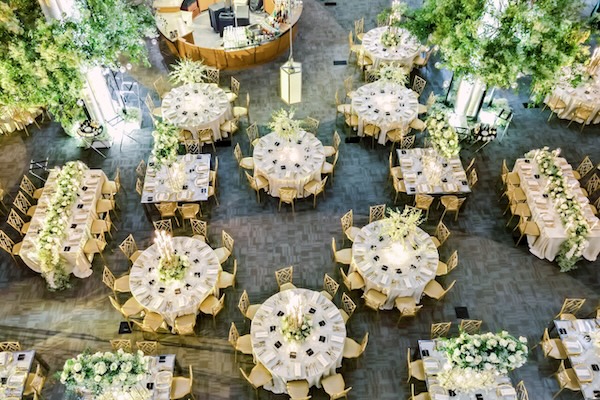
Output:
top-left (381, 206), bottom-right (424, 243)
top-left (426, 110), bottom-right (461, 159)
top-left (157, 254), bottom-right (190, 283)
top-left (437, 366), bottom-right (498, 393)
top-left (524, 147), bottom-right (590, 272)
top-left (60, 349), bottom-right (149, 396)
top-left (436, 331), bottom-right (528, 377)
top-left (280, 314), bottom-right (313, 343)
top-left (380, 28), bottom-right (400, 47)
top-left (376, 63), bottom-right (409, 85)
top-left (151, 120), bottom-right (179, 168)
top-left (169, 58), bottom-right (209, 86)
top-left (268, 108), bottom-right (301, 140)
top-left (35, 161), bottom-right (88, 291)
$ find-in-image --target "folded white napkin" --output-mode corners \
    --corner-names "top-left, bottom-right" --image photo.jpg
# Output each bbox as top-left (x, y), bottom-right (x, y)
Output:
top-left (403, 277), bottom-right (413, 288)
top-left (262, 351), bottom-right (276, 364)
top-left (261, 305), bottom-right (273, 313)
top-left (381, 274), bottom-right (389, 285)
top-left (326, 308), bottom-right (338, 319)
top-left (317, 354), bottom-right (328, 367)
top-left (499, 386), bottom-right (517, 396)
top-left (294, 363), bottom-right (302, 377)
top-left (330, 335), bottom-right (344, 343)
top-left (255, 331), bottom-right (268, 338)
top-left (574, 365), bottom-right (592, 381)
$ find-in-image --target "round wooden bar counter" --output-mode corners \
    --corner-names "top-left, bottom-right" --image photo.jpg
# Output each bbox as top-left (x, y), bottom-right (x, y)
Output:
top-left (159, 0), bottom-right (302, 70)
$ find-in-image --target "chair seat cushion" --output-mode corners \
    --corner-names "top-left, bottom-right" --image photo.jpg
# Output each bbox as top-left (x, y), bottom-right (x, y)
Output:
top-left (199, 295), bottom-right (219, 314)
top-left (122, 297), bottom-right (145, 317)
top-left (340, 309), bottom-right (349, 323)
top-left (240, 157), bottom-right (254, 170)
top-left (246, 304), bottom-right (260, 320)
top-left (130, 250), bottom-right (143, 263)
top-left (220, 121), bottom-right (238, 133)
top-left (343, 338), bottom-right (362, 358)
top-left (102, 181), bottom-right (117, 194)
top-left (303, 179), bottom-right (320, 194)
top-left (214, 247), bottom-right (231, 264)
top-left (345, 226), bottom-right (361, 242)
top-left (237, 334), bottom-right (253, 354)
top-left (320, 290), bottom-right (333, 301)
top-left (26, 206), bottom-right (37, 217)
top-left (431, 237), bottom-right (441, 248)
top-left (280, 282), bottom-right (296, 291)
top-left (114, 275), bottom-right (131, 292)
top-left (335, 248), bottom-right (352, 265)
top-left (436, 261), bottom-right (448, 276)
top-left (347, 271), bottom-right (365, 290)
top-left (322, 162), bottom-right (334, 175)
top-left (233, 106), bottom-right (248, 117)
top-left (394, 296), bottom-right (416, 312)
top-left (226, 92), bottom-right (238, 103)
top-left (323, 145), bottom-right (336, 157)
top-left (170, 377), bottom-right (191, 399)
top-left (411, 360), bottom-right (426, 380)
top-left (12, 241), bottom-right (22, 256)
top-left (218, 271), bottom-right (235, 289)
top-left (33, 188), bottom-right (44, 199)
top-left (365, 289), bottom-right (387, 304)
top-left (192, 234), bottom-right (206, 243)
top-left (337, 104), bottom-right (352, 114)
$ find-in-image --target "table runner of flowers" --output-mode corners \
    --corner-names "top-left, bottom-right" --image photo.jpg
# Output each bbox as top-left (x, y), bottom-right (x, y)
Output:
top-left (525, 147), bottom-right (591, 272)
top-left (436, 331), bottom-right (528, 393)
top-left (425, 110), bottom-right (460, 159)
top-left (60, 349), bottom-right (149, 396)
top-left (35, 161), bottom-right (87, 291)
top-left (151, 120), bottom-right (179, 168)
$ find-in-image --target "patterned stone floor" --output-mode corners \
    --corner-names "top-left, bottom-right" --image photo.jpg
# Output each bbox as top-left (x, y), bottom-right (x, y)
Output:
top-left (0, 1), bottom-right (600, 399)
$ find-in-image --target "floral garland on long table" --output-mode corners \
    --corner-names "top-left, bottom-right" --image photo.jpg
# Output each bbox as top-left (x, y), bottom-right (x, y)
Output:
top-left (525, 147), bottom-right (590, 272)
top-left (426, 110), bottom-right (460, 159)
top-left (436, 331), bottom-right (528, 393)
top-left (36, 161), bottom-right (88, 291)
top-left (60, 349), bottom-right (150, 397)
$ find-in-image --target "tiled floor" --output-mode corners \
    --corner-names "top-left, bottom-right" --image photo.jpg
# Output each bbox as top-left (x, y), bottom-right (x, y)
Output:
top-left (0, 1), bottom-right (599, 399)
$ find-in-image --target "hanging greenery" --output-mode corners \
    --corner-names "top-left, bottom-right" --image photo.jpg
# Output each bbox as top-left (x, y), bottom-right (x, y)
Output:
top-left (0, 0), bottom-right (156, 130)
top-left (388, 0), bottom-right (590, 101)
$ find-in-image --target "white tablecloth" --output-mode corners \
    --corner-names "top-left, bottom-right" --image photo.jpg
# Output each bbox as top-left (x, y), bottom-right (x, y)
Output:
top-left (551, 81), bottom-right (600, 125)
top-left (418, 340), bottom-right (517, 400)
top-left (253, 131), bottom-right (325, 198)
top-left (352, 81), bottom-right (419, 144)
top-left (20, 169), bottom-right (107, 278)
top-left (361, 26), bottom-right (420, 68)
top-left (161, 83), bottom-right (232, 140)
top-left (250, 288), bottom-right (346, 394)
top-left (351, 220), bottom-right (438, 309)
top-left (555, 319), bottom-right (600, 400)
top-left (397, 148), bottom-right (471, 195)
top-left (141, 154), bottom-right (211, 204)
top-left (0, 351), bottom-right (35, 399)
top-left (514, 158), bottom-right (600, 262)
top-left (130, 237), bottom-right (221, 326)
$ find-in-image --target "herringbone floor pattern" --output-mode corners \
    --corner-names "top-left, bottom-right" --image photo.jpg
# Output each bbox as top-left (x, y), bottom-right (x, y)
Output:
top-left (0, 1), bottom-right (599, 399)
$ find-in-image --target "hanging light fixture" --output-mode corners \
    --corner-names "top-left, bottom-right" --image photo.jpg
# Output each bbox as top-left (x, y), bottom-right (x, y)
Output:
top-left (280, 0), bottom-right (301, 104)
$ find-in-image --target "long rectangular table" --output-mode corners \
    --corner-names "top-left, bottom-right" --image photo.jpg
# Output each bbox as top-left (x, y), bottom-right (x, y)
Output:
top-left (142, 154), bottom-right (211, 204)
top-left (514, 158), bottom-right (600, 262)
top-left (555, 319), bottom-right (600, 400)
top-left (0, 350), bottom-right (36, 399)
top-left (20, 169), bottom-right (107, 278)
top-left (397, 148), bottom-right (471, 196)
top-left (418, 340), bottom-right (516, 400)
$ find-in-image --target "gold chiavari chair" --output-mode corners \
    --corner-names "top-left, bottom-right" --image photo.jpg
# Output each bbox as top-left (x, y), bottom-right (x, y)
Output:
top-left (178, 204), bottom-right (201, 228)
top-left (190, 218), bottom-right (207, 243)
top-left (339, 292), bottom-right (357, 324)
top-left (554, 298), bottom-right (586, 320)
top-left (219, 117), bottom-right (239, 138)
top-left (423, 280), bottom-right (456, 302)
top-left (567, 102), bottom-right (596, 132)
top-left (214, 230), bottom-right (234, 265)
top-left (573, 156), bottom-right (594, 180)
top-left (432, 220), bottom-right (450, 248)
top-left (348, 31), bottom-right (362, 62)
top-left (205, 67), bottom-right (220, 85)
top-left (553, 360), bottom-right (581, 399)
top-left (155, 202), bottom-right (180, 227)
top-left (287, 379), bottom-right (310, 400)
top-left (542, 94), bottom-right (567, 121)
top-left (369, 204), bottom-right (386, 223)
top-left (436, 250), bottom-right (458, 276)
top-left (246, 122), bottom-right (260, 148)
top-left (170, 365), bottom-right (196, 400)
top-left (0, 341), bottom-right (21, 351)
top-left (234, 143), bottom-right (254, 173)
top-left (354, 17), bottom-right (364, 41)
top-left (20, 175), bottom-right (43, 200)
top-left (0, 229), bottom-right (22, 263)
top-left (459, 319), bottom-right (482, 334)
top-left (321, 273), bottom-right (340, 301)
top-left (144, 93), bottom-right (162, 117)
top-left (439, 195), bottom-right (467, 222)
top-left (199, 128), bottom-right (217, 153)
top-left (198, 292), bottom-right (226, 328)
top-left (226, 76), bottom-right (240, 104)
top-left (414, 194), bottom-right (434, 219)
top-left (406, 348), bottom-right (426, 382)
top-left (412, 76), bottom-right (427, 97)
top-left (343, 76), bottom-right (356, 102)
top-left (363, 289), bottom-right (387, 312)
top-left (363, 123), bottom-right (381, 149)
top-left (340, 267), bottom-right (365, 291)
top-left (321, 152), bottom-right (339, 183)
top-left (343, 332), bottom-right (369, 363)
top-left (173, 314), bottom-right (197, 336)
top-left (244, 171), bottom-right (269, 204)
top-left (239, 363), bottom-right (272, 399)
top-left (331, 237), bottom-right (352, 266)
top-left (321, 373), bottom-right (352, 400)
top-left (304, 176), bottom-right (328, 208)
top-left (516, 380), bottom-right (529, 400)
top-left (7, 209), bottom-right (30, 236)
top-left (341, 209), bottom-right (361, 243)
top-left (153, 219), bottom-right (173, 234)
top-left (229, 322), bottom-right (253, 363)
top-left (184, 139), bottom-right (201, 154)
top-left (12, 191), bottom-right (36, 218)
top-left (302, 117), bottom-right (320, 134)
top-left (102, 265), bottom-right (131, 295)
top-left (430, 322), bottom-right (452, 339)
top-left (238, 290), bottom-right (260, 321)
top-left (335, 90), bottom-right (352, 120)
top-left (278, 187), bottom-right (298, 213)
top-left (399, 134), bottom-right (416, 149)
top-left (395, 297), bottom-right (422, 325)
top-left (233, 93), bottom-right (250, 124)
top-left (119, 234), bottom-right (143, 264)
top-left (324, 131), bottom-right (342, 158)
top-left (217, 258), bottom-right (237, 290)
top-left (275, 265), bottom-right (295, 291)
top-left (136, 340), bottom-right (158, 356)
top-left (110, 339), bottom-right (132, 352)
top-left (515, 216), bottom-right (540, 246)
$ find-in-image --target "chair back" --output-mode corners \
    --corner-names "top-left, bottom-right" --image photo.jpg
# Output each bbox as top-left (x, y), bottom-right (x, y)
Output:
top-left (439, 280), bottom-right (456, 300)
top-left (212, 293), bottom-right (226, 315)
top-left (221, 230), bottom-right (234, 252)
top-left (108, 295), bottom-right (123, 314)
top-left (153, 219), bottom-right (173, 234)
top-left (515, 380), bottom-right (529, 400)
top-left (135, 178), bottom-right (143, 196)
top-left (369, 204), bottom-right (386, 223)
top-left (330, 151), bottom-right (339, 168)
top-left (233, 143), bottom-right (243, 164)
top-left (246, 122), bottom-right (259, 144)
top-left (13, 192), bottom-right (32, 215)
top-left (144, 93), bottom-right (156, 111)
top-left (339, 268), bottom-right (352, 290)
top-left (435, 221), bottom-right (451, 246)
top-left (206, 67), bottom-right (220, 84)
top-left (576, 156), bottom-right (594, 178)
top-left (412, 76), bottom-right (427, 96)
top-left (112, 168), bottom-right (122, 192)
top-left (184, 139), bottom-right (201, 154)
top-left (228, 322), bottom-right (240, 347)
top-left (586, 174), bottom-right (599, 195)
top-left (360, 332), bottom-right (369, 353)
top-left (0, 230), bottom-right (15, 255)
top-left (0, 342), bottom-right (21, 352)
top-left (333, 131), bottom-right (341, 150)
top-left (19, 175), bottom-right (38, 198)
top-left (558, 298), bottom-right (586, 317)
top-left (415, 194), bottom-right (434, 210)
top-left (275, 266), bottom-right (294, 288)
top-left (323, 273), bottom-right (340, 299)
top-left (341, 292), bottom-right (356, 318)
top-left (238, 290), bottom-right (250, 316)
top-left (555, 360), bottom-right (573, 389)
top-left (231, 76), bottom-right (240, 95)
top-left (303, 117), bottom-right (320, 134)
top-left (190, 218), bottom-right (207, 238)
top-left (110, 339), bottom-right (132, 352)
top-left (136, 341), bottom-right (158, 355)
top-left (156, 202), bottom-right (177, 218)
top-left (7, 209), bottom-right (25, 234)
top-left (354, 17), bottom-right (364, 36)
top-left (199, 128), bottom-right (214, 143)
top-left (119, 234), bottom-right (139, 259)
top-left (153, 76), bottom-right (171, 97)
top-left (341, 210), bottom-right (354, 233)
top-left (102, 266), bottom-right (116, 290)
top-left (348, 31), bottom-right (354, 47)
top-left (468, 168), bottom-right (479, 188)
top-left (501, 159), bottom-right (509, 176)
top-left (466, 157), bottom-right (476, 173)
top-left (344, 76), bottom-right (353, 94)
top-left (459, 319), bottom-right (482, 334)
top-left (400, 134), bottom-right (415, 149)
top-left (446, 250), bottom-right (459, 273)
top-left (136, 159), bottom-right (147, 177)
top-left (431, 322), bottom-right (452, 339)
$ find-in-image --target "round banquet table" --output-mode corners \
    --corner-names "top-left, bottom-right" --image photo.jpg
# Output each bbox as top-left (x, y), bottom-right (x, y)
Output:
top-left (129, 236), bottom-right (221, 326)
top-left (361, 26), bottom-right (421, 68)
top-left (252, 131), bottom-right (325, 198)
top-left (551, 80), bottom-right (600, 125)
top-left (351, 220), bottom-right (439, 310)
top-left (161, 83), bottom-right (232, 140)
top-left (250, 288), bottom-right (346, 394)
top-left (352, 81), bottom-right (419, 145)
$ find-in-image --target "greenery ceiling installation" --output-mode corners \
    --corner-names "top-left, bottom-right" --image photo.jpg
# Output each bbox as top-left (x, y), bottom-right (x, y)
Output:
top-left (0, 0), bottom-right (155, 130)
top-left (392, 0), bottom-right (590, 101)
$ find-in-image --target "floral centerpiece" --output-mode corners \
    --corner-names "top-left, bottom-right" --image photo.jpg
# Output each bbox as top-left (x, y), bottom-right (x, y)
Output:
top-left (35, 161), bottom-right (88, 291)
top-left (169, 58), bottom-right (209, 86)
top-left (155, 230), bottom-right (189, 283)
top-left (280, 294), bottom-right (312, 343)
top-left (60, 349), bottom-right (149, 396)
top-left (151, 121), bottom-right (179, 168)
top-left (436, 331), bottom-right (528, 393)
top-left (426, 110), bottom-right (460, 159)
top-left (380, 29), bottom-right (400, 47)
top-left (268, 108), bottom-right (301, 141)
top-left (381, 206), bottom-right (424, 243)
top-left (524, 147), bottom-right (591, 272)
top-left (376, 63), bottom-right (409, 85)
